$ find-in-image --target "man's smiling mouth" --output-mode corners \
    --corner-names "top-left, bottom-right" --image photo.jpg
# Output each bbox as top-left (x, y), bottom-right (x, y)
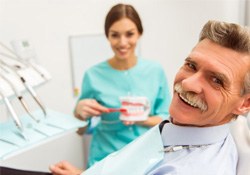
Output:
top-left (179, 93), bottom-right (199, 108)
top-left (174, 83), bottom-right (208, 112)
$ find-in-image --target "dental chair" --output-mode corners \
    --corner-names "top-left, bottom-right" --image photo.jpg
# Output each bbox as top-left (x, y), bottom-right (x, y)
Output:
top-left (0, 115), bottom-right (249, 175)
top-left (230, 114), bottom-right (250, 175)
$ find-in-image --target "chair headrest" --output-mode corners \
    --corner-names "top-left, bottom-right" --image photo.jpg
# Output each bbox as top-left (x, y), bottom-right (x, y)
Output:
top-left (230, 115), bottom-right (250, 175)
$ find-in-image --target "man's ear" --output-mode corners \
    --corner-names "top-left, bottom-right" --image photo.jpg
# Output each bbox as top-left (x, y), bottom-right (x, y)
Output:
top-left (233, 94), bottom-right (250, 115)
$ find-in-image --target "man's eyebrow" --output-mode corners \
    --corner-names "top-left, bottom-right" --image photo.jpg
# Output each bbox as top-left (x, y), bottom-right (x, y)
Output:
top-left (185, 57), bottom-right (197, 65)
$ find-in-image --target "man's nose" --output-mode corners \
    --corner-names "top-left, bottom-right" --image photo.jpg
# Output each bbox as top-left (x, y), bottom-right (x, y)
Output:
top-left (181, 73), bottom-right (203, 94)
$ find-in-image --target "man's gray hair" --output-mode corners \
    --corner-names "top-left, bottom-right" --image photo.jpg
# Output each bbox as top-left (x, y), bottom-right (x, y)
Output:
top-left (199, 20), bottom-right (250, 95)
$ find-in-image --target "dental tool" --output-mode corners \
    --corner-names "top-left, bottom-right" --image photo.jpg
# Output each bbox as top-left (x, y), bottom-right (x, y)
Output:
top-left (0, 73), bottom-right (40, 123)
top-left (20, 76), bottom-right (47, 117)
top-left (0, 60), bottom-right (47, 117)
top-left (0, 88), bottom-right (28, 141)
top-left (0, 138), bottom-right (19, 147)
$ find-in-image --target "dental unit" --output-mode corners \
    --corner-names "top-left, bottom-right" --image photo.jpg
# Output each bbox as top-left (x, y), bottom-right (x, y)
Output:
top-left (0, 72), bottom-right (40, 123)
top-left (0, 59), bottom-right (47, 117)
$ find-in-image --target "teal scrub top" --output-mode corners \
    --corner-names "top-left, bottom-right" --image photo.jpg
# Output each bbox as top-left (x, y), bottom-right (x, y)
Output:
top-left (78, 58), bottom-right (171, 167)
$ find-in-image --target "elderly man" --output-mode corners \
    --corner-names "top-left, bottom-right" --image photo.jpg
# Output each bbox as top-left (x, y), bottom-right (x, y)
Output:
top-left (50, 20), bottom-right (250, 175)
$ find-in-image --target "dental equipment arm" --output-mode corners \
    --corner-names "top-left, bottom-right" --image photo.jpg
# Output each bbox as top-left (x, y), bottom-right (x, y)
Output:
top-left (0, 42), bottom-right (47, 80)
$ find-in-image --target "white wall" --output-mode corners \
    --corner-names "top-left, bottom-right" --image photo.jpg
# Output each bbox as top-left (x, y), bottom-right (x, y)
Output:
top-left (246, 0), bottom-right (250, 25)
top-left (0, 0), bottom-right (246, 115)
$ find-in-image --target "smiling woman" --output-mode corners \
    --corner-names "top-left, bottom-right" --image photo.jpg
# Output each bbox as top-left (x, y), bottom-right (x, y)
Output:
top-left (67, 3), bottom-right (171, 168)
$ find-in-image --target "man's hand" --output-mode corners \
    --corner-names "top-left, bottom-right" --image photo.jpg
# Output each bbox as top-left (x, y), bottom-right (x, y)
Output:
top-left (49, 161), bottom-right (83, 175)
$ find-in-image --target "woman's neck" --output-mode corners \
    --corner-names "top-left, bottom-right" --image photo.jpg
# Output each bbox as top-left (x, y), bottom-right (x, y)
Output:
top-left (108, 56), bottom-right (137, 70)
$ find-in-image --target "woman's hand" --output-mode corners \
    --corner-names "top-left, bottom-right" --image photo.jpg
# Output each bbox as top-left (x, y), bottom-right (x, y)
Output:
top-left (74, 99), bottom-right (109, 120)
top-left (49, 161), bottom-right (83, 175)
top-left (122, 120), bottom-right (136, 125)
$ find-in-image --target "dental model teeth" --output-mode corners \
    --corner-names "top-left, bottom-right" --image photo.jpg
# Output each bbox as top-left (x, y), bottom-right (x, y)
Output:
top-left (119, 96), bottom-right (150, 121)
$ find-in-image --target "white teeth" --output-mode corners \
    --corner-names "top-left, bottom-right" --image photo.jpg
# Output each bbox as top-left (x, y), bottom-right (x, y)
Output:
top-left (179, 94), bottom-right (199, 108)
top-left (174, 83), bottom-right (207, 112)
top-left (125, 106), bottom-right (144, 114)
top-left (179, 93), bottom-right (207, 112)
top-left (118, 48), bottom-right (127, 52)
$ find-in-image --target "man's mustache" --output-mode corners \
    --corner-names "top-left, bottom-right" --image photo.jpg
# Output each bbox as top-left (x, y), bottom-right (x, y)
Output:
top-left (174, 83), bottom-right (208, 112)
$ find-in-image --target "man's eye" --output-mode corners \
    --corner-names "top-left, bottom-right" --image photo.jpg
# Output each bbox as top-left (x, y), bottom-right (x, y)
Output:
top-left (186, 62), bottom-right (196, 71)
top-left (212, 77), bottom-right (223, 86)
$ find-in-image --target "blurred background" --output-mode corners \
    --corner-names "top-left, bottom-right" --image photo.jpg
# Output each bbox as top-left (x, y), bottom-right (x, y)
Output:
top-left (1, 0), bottom-right (249, 115)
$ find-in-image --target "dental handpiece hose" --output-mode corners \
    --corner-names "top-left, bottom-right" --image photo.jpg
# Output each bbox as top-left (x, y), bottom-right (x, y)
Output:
top-left (20, 77), bottom-right (47, 117)
top-left (0, 91), bottom-right (28, 141)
